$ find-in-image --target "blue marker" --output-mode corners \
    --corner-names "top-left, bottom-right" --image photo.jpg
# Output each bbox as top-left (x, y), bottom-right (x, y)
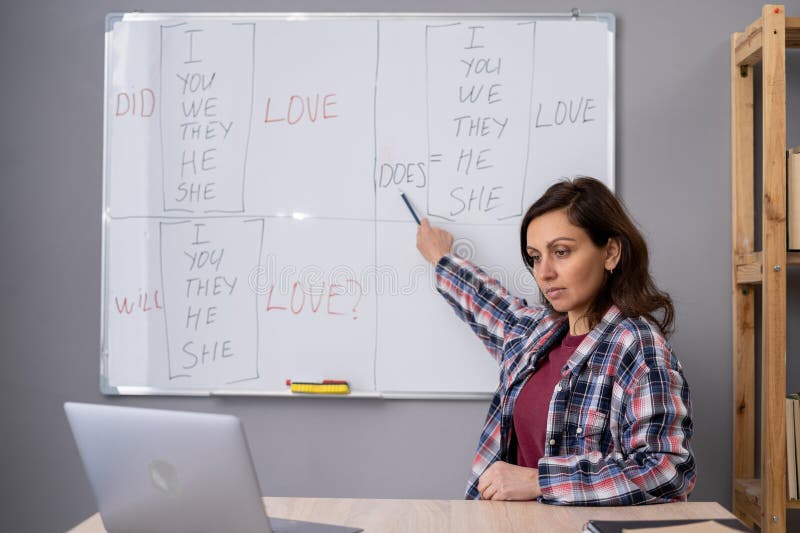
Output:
top-left (400, 191), bottom-right (421, 225)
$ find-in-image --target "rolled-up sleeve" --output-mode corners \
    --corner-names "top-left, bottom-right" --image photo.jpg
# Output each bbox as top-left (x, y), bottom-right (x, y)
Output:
top-left (434, 254), bottom-right (531, 363)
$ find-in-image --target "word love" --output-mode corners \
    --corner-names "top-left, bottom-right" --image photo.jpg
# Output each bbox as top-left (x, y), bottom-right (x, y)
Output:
top-left (535, 97), bottom-right (597, 128)
top-left (265, 279), bottom-right (363, 320)
top-left (264, 93), bottom-right (339, 125)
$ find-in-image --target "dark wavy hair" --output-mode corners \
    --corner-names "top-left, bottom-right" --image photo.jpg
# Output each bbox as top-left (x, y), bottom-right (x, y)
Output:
top-left (520, 177), bottom-right (674, 336)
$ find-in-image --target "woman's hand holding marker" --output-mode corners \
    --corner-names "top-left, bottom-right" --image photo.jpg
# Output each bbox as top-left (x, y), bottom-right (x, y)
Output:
top-left (416, 219), bottom-right (454, 266)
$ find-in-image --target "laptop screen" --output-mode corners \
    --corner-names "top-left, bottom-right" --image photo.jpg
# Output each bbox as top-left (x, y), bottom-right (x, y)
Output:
top-left (64, 402), bottom-right (361, 533)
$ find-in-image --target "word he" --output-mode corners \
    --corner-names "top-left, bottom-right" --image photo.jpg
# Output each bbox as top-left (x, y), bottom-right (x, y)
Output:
top-left (535, 97), bottom-right (597, 128)
top-left (265, 280), bottom-right (361, 319)
top-left (185, 305), bottom-right (218, 331)
top-left (377, 162), bottom-right (427, 188)
top-left (264, 93), bottom-right (338, 125)
top-left (115, 89), bottom-right (156, 118)
top-left (181, 339), bottom-right (234, 369)
top-left (455, 147), bottom-right (493, 175)
top-left (174, 142), bottom-right (218, 204)
top-left (114, 289), bottom-right (162, 315)
top-left (449, 185), bottom-right (504, 216)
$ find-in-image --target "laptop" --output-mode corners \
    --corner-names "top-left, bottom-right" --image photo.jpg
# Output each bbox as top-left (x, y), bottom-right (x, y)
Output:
top-left (64, 402), bottom-right (362, 533)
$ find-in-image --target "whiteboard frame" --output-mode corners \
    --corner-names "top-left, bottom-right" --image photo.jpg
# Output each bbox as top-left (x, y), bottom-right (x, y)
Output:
top-left (100, 11), bottom-right (616, 398)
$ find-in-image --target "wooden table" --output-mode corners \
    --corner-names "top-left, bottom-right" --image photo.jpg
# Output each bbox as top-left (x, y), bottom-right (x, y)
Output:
top-left (70, 497), bottom-right (739, 532)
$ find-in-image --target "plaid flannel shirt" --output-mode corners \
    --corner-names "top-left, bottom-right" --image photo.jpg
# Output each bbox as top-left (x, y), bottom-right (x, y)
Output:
top-left (434, 254), bottom-right (695, 504)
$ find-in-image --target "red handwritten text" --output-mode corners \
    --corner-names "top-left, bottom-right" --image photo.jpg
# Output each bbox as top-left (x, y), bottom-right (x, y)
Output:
top-left (114, 289), bottom-right (163, 315)
top-left (115, 88), bottom-right (156, 118)
top-left (265, 279), bottom-right (362, 319)
top-left (264, 93), bottom-right (338, 125)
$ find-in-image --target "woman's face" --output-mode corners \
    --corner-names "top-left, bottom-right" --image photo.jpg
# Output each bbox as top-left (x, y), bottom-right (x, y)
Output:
top-left (525, 208), bottom-right (618, 323)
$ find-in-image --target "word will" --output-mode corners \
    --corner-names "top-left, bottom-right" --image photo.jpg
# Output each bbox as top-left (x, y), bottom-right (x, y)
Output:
top-left (114, 289), bottom-right (163, 315)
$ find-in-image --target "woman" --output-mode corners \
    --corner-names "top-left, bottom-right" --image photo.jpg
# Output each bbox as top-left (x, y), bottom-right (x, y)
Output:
top-left (416, 177), bottom-right (695, 505)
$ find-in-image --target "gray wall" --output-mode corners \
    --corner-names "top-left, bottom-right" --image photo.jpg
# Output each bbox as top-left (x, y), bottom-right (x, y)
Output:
top-left (2, 1), bottom-right (798, 531)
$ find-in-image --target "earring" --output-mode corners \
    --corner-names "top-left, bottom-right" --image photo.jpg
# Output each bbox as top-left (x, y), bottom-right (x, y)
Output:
top-left (607, 268), bottom-right (614, 275)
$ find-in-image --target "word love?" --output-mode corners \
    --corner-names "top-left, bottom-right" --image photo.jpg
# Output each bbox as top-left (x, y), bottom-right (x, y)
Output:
top-left (265, 279), bottom-right (363, 320)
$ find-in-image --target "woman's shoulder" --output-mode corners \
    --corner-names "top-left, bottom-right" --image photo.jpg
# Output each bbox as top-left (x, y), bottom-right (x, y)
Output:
top-left (604, 314), bottom-right (682, 377)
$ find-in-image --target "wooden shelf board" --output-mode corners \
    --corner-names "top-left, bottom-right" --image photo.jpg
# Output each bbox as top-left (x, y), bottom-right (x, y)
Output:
top-left (734, 16), bottom-right (800, 66)
top-left (734, 18), bottom-right (763, 66)
top-left (735, 252), bottom-right (762, 285)
top-left (734, 478), bottom-right (800, 511)
top-left (735, 266), bottom-right (762, 285)
top-left (788, 18), bottom-right (800, 48)
top-left (734, 478), bottom-right (762, 528)
top-left (734, 252), bottom-right (800, 285)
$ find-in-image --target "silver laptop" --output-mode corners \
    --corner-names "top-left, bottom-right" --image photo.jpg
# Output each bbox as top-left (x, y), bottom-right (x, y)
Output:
top-left (64, 402), bottom-right (362, 533)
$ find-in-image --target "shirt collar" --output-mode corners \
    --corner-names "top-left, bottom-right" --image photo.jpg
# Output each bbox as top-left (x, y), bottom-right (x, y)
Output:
top-left (563, 305), bottom-right (625, 377)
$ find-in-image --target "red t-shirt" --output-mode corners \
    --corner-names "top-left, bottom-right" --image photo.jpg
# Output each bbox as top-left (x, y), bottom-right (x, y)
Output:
top-left (512, 332), bottom-right (588, 469)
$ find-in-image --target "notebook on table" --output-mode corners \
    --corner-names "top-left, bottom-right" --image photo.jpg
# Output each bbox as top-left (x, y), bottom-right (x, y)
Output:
top-left (584, 518), bottom-right (751, 533)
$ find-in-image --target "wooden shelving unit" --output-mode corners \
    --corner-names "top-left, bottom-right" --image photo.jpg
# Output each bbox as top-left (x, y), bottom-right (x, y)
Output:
top-left (731, 5), bottom-right (800, 532)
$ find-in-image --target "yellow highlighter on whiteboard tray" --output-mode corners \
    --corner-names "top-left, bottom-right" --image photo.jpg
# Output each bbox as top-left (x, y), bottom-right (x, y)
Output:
top-left (286, 379), bottom-right (350, 395)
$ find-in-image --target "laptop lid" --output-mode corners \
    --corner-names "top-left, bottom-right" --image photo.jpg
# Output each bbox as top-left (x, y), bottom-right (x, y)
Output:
top-left (64, 402), bottom-right (361, 533)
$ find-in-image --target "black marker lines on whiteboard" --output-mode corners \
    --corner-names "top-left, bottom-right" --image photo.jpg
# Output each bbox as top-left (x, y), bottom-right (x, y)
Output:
top-left (425, 21), bottom-right (533, 223)
top-left (227, 217), bottom-right (264, 385)
top-left (160, 22), bottom-right (253, 215)
top-left (424, 23), bottom-right (455, 223)
top-left (505, 21), bottom-right (536, 222)
top-left (158, 220), bottom-right (187, 380)
top-left (231, 23), bottom-right (256, 218)
top-left (159, 24), bottom-right (188, 215)
top-left (158, 218), bottom-right (264, 384)
top-left (108, 212), bottom-right (519, 227)
top-left (372, 20), bottom-right (380, 393)
top-left (184, 28), bottom-right (202, 65)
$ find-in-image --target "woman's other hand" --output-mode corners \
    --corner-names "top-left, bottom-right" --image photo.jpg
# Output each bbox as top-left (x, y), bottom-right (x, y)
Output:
top-left (477, 461), bottom-right (542, 501)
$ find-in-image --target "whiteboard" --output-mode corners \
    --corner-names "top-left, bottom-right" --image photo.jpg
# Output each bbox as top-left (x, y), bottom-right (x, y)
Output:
top-left (101, 12), bottom-right (615, 397)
